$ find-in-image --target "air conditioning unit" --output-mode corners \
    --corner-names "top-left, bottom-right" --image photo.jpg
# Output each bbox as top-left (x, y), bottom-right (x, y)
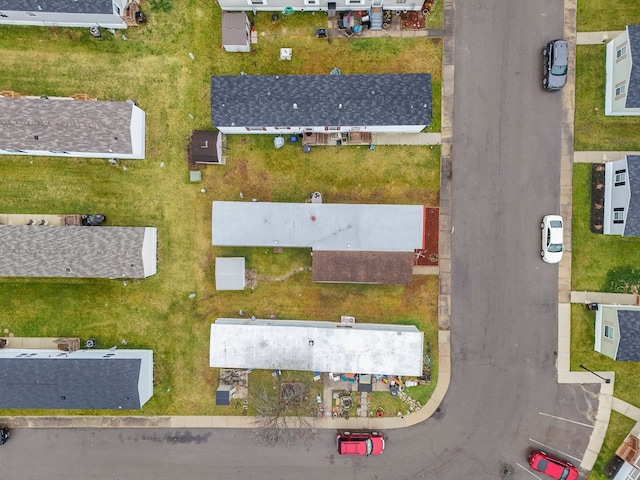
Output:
top-left (340, 316), bottom-right (356, 325)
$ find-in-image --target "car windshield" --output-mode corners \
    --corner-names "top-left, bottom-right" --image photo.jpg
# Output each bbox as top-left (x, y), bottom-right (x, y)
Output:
top-left (560, 467), bottom-right (570, 480)
top-left (551, 64), bottom-right (567, 76)
top-left (548, 243), bottom-right (563, 253)
top-left (550, 220), bottom-right (563, 228)
top-left (365, 439), bottom-right (373, 455)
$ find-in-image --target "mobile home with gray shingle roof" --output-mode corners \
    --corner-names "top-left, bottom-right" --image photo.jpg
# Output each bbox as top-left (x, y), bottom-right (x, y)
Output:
top-left (0, 225), bottom-right (157, 279)
top-left (0, 96), bottom-right (145, 159)
top-left (604, 155), bottom-right (640, 235)
top-left (605, 25), bottom-right (640, 116)
top-left (0, 0), bottom-right (130, 29)
top-left (595, 305), bottom-right (640, 361)
top-left (0, 348), bottom-right (153, 410)
top-left (210, 73), bottom-right (431, 134)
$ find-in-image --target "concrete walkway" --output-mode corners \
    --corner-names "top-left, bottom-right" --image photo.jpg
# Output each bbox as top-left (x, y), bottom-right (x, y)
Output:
top-left (574, 151), bottom-right (640, 163)
top-left (372, 132), bottom-right (441, 146)
top-left (576, 31), bottom-right (624, 45)
top-left (0, 2), bottom-right (457, 433)
top-left (0, 329), bottom-right (451, 430)
top-left (560, 288), bottom-right (639, 468)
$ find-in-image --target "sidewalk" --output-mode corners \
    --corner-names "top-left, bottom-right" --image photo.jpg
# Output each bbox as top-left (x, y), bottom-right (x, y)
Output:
top-left (0, 2), bottom-right (459, 433)
top-left (576, 31), bottom-right (624, 45)
top-left (554, 0), bottom-right (615, 471)
top-left (371, 132), bottom-right (441, 146)
top-left (574, 151), bottom-right (640, 163)
top-left (0, 330), bottom-right (451, 430)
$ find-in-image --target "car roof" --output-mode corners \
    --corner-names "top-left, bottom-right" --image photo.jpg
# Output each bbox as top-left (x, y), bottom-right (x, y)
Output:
top-left (553, 40), bottom-right (568, 64)
top-left (339, 438), bottom-right (370, 455)
top-left (533, 452), bottom-right (572, 478)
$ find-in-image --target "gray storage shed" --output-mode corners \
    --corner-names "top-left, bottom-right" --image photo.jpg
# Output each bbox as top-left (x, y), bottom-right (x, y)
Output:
top-left (215, 257), bottom-right (246, 290)
top-left (222, 12), bottom-right (251, 53)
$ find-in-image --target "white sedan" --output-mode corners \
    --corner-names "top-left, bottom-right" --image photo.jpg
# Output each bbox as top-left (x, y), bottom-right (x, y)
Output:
top-left (541, 215), bottom-right (564, 263)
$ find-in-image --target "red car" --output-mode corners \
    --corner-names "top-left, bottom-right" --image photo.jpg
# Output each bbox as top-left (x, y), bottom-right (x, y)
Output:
top-left (529, 451), bottom-right (578, 480)
top-left (336, 431), bottom-right (385, 456)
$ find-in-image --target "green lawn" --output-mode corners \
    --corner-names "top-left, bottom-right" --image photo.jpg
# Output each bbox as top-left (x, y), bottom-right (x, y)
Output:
top-left (574, 46), bottom-right (640, 151)
top-left (577, 0), bottom-right (640, 32)
top-left (571, 304), bottom-right (640, 406)
top-left (0, 0), bottom-right (441, 415)
top-left (572, 164), bottom-right (640, 292)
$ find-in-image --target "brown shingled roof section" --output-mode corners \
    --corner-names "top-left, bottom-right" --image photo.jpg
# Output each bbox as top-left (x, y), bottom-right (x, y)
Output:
top-left (312, 251), bottom-right (414, 284)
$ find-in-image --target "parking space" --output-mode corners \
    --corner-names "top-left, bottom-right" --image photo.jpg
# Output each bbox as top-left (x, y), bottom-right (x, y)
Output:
top-left (513, 384), bottom-right (599, 478)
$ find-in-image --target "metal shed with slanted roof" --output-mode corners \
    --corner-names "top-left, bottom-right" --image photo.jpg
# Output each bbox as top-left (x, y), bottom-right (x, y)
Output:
top-left (221, 12), bottom-right (251, 53)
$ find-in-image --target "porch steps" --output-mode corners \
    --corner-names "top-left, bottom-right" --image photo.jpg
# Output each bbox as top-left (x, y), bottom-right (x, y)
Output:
top-left (370, 7), bottom-right (383, 30)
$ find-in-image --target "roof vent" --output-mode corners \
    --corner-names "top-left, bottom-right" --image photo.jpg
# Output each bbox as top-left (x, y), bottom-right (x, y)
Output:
top-left (293, 103), bottom-right (298, 109)
top-left (34, 135), bottom-right (39, 140)
top-left (338, 104), bottom-right (342, 109)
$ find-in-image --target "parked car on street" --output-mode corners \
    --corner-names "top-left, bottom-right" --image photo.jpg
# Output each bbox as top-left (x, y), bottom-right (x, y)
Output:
top-left (336, 431), bottom-right (384, 456)
top-left (529, 450), bottom-right (578, 480)
top-left (543, 39), bottom-right (568, 91)
top-left (541, 215), bottom-right (564, 264)
top-left (0, 425), bottom-right (9, 445)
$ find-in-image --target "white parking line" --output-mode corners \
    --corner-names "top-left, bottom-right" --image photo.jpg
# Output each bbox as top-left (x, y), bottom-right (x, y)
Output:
top-left (539, 411), bottom-right (594, 428)
top-left (529, 438), bottom-right (582, 463)
top-left (516, 463), bottom-right (543, 479)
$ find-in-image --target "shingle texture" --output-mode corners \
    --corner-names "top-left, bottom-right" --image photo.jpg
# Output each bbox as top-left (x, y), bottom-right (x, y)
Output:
top-left (624, 155), bottom-right (640, 236)
top-left (0, 225), bottom-right (148, 278)
top-left (0, 358), bottom-right (142, 410)
top-left (210, 74), bottom-right (432, 127)
top-left (627, 25), bottom-right (640, 109)
top-left (0, 0), bottom-right (112, 14)
top-left (0, 97), bottom-right (134, 155)
top-left (312, 251), bottom-right (414, 284)
top-left (616, 310), bottom-right (640, 361)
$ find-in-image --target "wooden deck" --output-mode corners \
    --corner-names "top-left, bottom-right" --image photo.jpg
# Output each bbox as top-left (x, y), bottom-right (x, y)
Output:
top-left (0, 213), bottom-right (82, 226)
top-left (302, 132), bottom-right (372, 146)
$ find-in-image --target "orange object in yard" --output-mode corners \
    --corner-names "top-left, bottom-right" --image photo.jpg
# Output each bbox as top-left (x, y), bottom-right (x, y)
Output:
top-left (391, 376), bottom-right (404, 387)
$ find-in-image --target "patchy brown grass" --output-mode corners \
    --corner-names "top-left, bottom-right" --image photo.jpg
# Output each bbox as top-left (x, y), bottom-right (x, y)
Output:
top-left (0, 0), bottom-right (441, 415)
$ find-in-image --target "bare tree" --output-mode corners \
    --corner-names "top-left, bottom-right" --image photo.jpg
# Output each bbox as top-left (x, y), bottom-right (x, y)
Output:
top-left (251, 379), bottom-right (316, 447)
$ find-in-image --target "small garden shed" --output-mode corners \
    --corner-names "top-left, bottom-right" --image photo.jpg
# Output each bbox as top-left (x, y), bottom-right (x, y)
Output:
top-left (215, 257), bottom-right (246, 290)
top-left (221, 12), bottom-right (251, 53)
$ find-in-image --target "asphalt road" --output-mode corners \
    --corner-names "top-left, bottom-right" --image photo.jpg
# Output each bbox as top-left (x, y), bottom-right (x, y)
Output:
top-left (0, 2), bottom-right (602, 479)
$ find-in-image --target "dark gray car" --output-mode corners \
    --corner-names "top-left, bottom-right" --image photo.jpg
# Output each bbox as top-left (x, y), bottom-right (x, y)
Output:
top-left (0, 425), bottom-right (9, 445)
top-left (543, 39), bottom-right (568, 91)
